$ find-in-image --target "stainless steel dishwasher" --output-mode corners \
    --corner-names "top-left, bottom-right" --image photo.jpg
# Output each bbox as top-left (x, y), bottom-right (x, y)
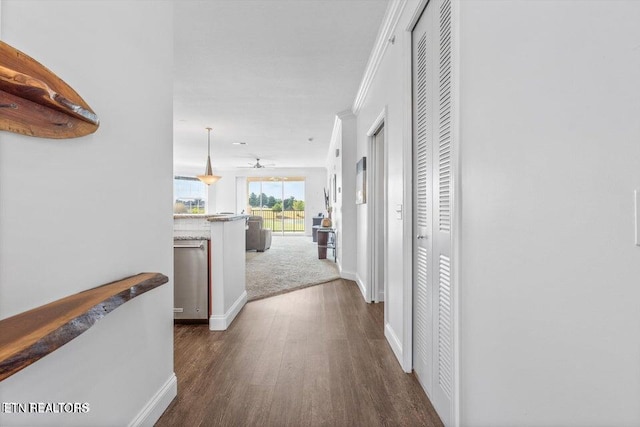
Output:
top-left (173, 239), bottom-right (209, 320)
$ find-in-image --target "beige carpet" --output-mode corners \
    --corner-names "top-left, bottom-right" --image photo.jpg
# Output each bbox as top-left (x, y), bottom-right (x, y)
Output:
top-left (246, 235), bottom-right (340, 301)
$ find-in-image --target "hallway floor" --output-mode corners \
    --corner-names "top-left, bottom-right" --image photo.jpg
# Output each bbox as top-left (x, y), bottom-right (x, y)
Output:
top-left (156, 279), bottom-right (443, 427)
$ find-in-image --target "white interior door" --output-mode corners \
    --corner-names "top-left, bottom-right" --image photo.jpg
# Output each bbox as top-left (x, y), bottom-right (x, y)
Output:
top-left (432, 1), bottom-right (454, 423)
top-left (412, 0), bottom-right (435, 401)
top-left (413, 0), bottom-right (455, 425)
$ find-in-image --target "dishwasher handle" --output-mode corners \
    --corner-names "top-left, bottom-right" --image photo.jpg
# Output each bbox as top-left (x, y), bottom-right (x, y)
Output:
top-left (173, 242), bottom-right (206, 249)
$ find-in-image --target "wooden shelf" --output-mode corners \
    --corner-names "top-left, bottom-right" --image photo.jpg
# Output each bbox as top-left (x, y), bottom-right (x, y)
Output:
top-left (317, 228), bottom-right (337, 262)
top-left (0, 272), bottom-right (168, 382)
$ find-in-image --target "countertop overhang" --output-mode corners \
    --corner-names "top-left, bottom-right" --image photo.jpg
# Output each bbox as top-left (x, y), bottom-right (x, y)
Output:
top-left (173, 214), bottom-right (249, 222)
top-left (207, 214), bottom-right (249, 222)
top-left (173, 234), bottom-right (210, 241)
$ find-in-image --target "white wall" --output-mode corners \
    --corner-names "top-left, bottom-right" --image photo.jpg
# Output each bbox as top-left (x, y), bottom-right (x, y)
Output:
top-left (195, 167), bottom-right (327, 236)
top-left (209, 219), bottom-right (246, 330)
top-left (347, 0), bottom-right (640, 425)
top-left (347, 0), bottom-right (415, 366)
top-left (0, 1), bottom-right (174, 426)
top-left (220, 221), bottom-right (246, 312)
top-left (326, 121), bottom-right (342, 268)
top-left (327, 113), bottom-right (358, 279)
top-left (458, 1), bottom-right (640, 426)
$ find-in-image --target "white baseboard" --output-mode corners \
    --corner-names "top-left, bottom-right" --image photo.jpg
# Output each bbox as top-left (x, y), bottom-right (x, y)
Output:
top-left (340, 267), bottom-right (357, 282)
top-left (209, 290), bottom-right (247, 331)
top-left (384, 323), bottom-right (404, 369)
top-left (128, 372), bottom-right (177, 427)
top-left (355, 273), bottom-right (367, 301)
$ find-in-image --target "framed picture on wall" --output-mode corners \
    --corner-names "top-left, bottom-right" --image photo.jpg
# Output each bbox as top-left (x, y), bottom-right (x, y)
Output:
top-left (356, 157), bottom-right (366, 204)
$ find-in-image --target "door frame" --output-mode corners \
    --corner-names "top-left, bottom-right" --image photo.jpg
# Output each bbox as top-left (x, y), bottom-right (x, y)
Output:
top-left (404, 0), bottom-right (462, 425)
top-left (366, 107), bottom-right (388, 309)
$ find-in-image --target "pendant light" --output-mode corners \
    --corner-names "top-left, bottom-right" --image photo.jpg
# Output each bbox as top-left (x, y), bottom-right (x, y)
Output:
top-left (197, 127), bottom-right (221, 185)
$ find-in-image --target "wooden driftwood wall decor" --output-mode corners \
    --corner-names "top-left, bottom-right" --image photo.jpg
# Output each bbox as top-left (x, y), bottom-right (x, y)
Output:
top-left (0, 40), bottom-right (99, 138)
top-left (0, 273), bottom-right (168, 382)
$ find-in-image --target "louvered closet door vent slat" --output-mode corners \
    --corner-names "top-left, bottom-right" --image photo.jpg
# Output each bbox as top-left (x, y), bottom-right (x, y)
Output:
top-left (438, 0), bottom-right (452, 233)
top-left (415, 246), bottom-right (432, 371)
top-left (438, 254), bottom-right (453, 399)
top-left (416, 32), bottom-right (430, 229)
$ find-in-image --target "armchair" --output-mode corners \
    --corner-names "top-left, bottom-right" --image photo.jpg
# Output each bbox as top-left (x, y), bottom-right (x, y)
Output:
top-left (246, 216), bottom-right (272, 252)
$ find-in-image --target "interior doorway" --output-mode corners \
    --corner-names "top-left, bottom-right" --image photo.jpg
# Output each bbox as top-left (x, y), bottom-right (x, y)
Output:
top-left (370, 125), bottom-right (386, 303)
top-left (366, 106), bottom-right (388, 308)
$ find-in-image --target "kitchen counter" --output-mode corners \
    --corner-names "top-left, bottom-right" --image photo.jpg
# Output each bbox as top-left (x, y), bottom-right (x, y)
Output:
top-left (173, 213), bottom-right (248, 222)
top-left (173, 214), bottom-right (215, 219)
top-left (173, 232), bottom-right (210, 240)
top-left (207, 214), bottom-right (249, 222)
top-left (173, 214), bottom-right (247, 240)
top-left (172, 213), bottom-right (247, 331)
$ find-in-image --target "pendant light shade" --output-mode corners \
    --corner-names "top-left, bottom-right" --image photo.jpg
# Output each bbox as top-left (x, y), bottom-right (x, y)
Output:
top-left (197, 127), bottom-right (221, 185)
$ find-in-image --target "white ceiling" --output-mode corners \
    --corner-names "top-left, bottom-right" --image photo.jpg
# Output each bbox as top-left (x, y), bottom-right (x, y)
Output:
top-left (173, 0), bottom-right (389, 175)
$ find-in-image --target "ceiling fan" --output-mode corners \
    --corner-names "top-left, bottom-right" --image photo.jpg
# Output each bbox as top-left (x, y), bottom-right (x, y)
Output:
top-left (245, 158), bottom-right (275, 169)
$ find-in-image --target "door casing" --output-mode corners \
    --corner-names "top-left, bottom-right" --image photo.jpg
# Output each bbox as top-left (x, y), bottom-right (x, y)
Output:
top-left (366, 108), bottom-right (388, 314)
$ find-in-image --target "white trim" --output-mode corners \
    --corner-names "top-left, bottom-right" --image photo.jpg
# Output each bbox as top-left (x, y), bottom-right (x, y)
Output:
top-left (336, 108), bottom-right (355, 120)
top-left (367, 136), bottom-right (375, 304)
top-left (209, 290), bottom-right (247, 331)
top-left (366, 108), bottom-right (387, 137)
top-left (352, 0), bottom-right (407, 114)
top-left (450, 0), bottom-right (462, 425)
top-left (401, 0), bottom-right (418, 375)
top-left (384, 323), bottom-right (406, 370)
top-left (354, 273), bottom-right (368, 301)
top-left (366, 106), bottom-right (388, 309)
top-left (406, 0), bottom-right (430, 32)
top-left (340, 268), bottom-right (357, 282)
top-left (128, 373), bottom-right (177, 427)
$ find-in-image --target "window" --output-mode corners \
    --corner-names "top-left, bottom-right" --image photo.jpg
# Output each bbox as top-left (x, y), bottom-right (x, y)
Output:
top-left (247, 177), bottom-right (305, 234)
top-left (174, 176), bottom-right (207, 214)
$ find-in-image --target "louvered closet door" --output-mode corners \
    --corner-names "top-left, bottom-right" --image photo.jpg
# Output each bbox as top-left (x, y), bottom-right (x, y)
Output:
top-left (432, 0), bottom-right (454, 424)
top-left (413, 0), bottom-right (454, 425)
top-left (412, 0), bottom-right (435, 400)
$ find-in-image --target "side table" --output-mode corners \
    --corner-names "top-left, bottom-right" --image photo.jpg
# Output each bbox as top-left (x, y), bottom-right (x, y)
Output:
top-left (317, 228), bottom-right (336, 262)
top-left (312, 216), bottom-right (324, 242)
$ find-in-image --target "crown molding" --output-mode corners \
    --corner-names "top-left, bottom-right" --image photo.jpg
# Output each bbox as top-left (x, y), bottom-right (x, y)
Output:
top-left (337, 109), bottom-right (356, 120)
top-left (326, 108), bottom-right (357, 166)
top-left (351, 0), bottom-right (407, 115)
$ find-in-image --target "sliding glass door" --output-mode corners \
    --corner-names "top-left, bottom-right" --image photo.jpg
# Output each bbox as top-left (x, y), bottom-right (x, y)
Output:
top-left (247, 177), bottom-right (305, 235)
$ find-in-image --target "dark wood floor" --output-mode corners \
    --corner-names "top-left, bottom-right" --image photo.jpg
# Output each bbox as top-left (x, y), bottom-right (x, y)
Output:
top-left (156, 279), bottom-right (443, 427)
